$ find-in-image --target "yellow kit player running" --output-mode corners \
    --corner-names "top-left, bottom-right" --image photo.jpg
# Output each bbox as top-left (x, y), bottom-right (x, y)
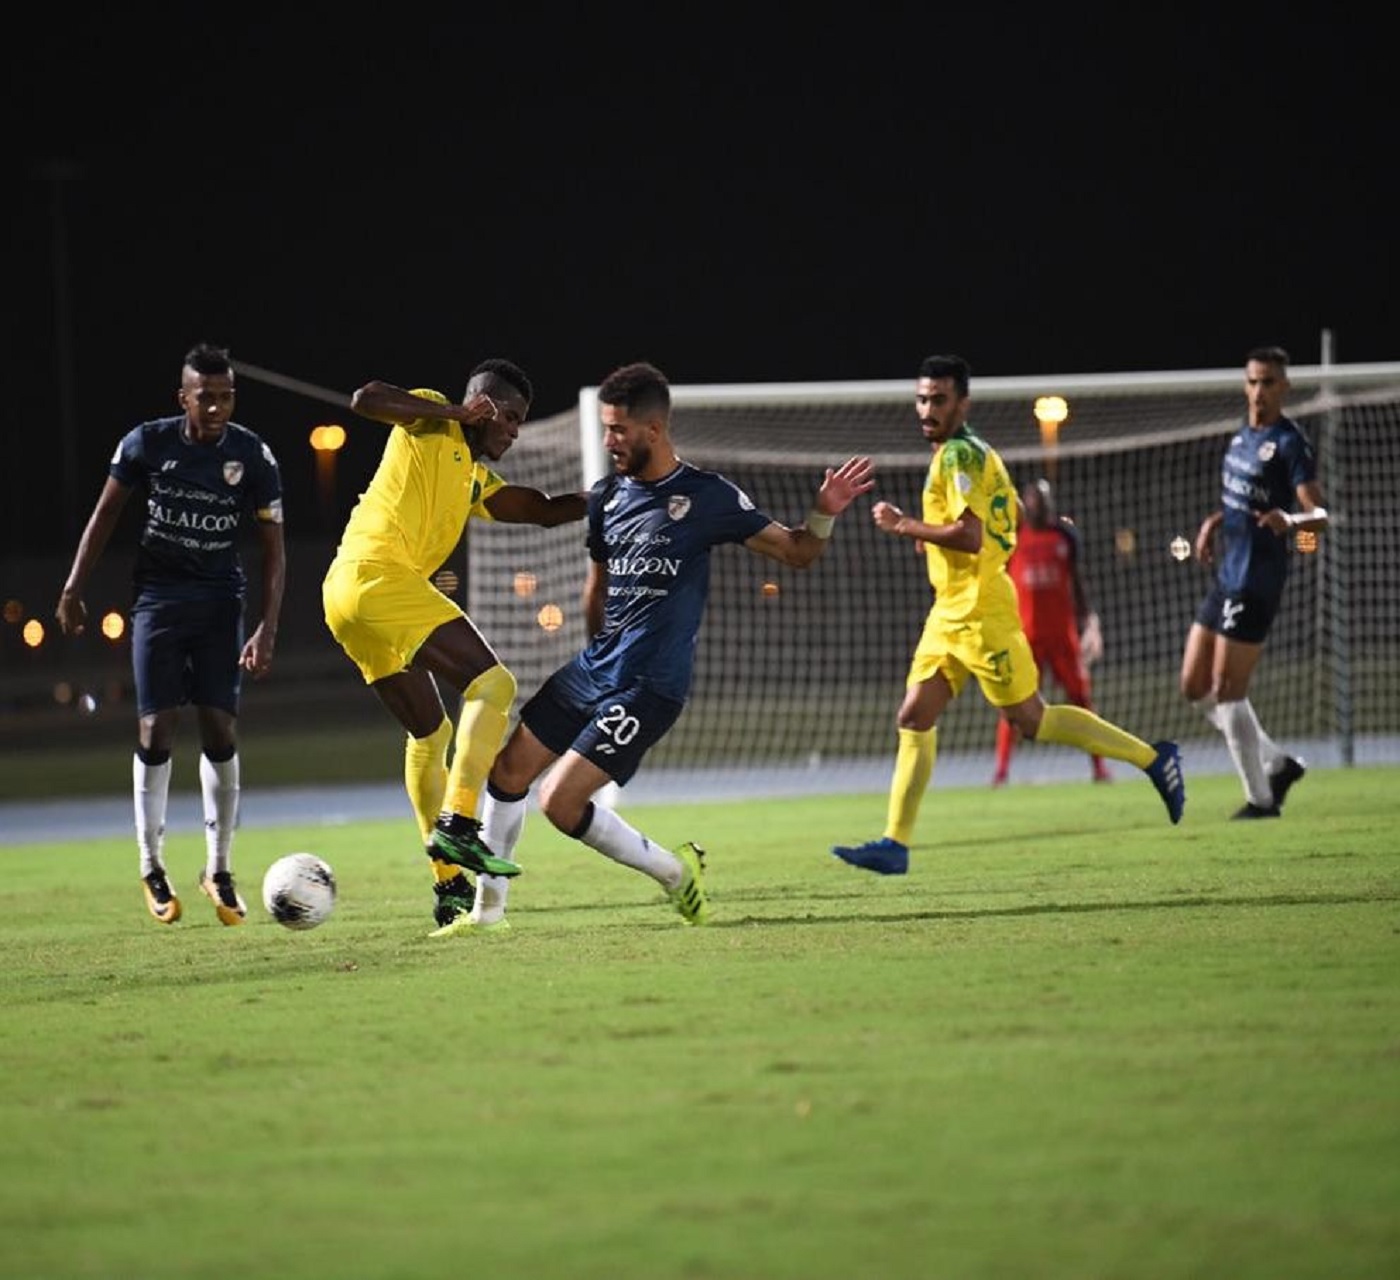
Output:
top-left (831, 354), bottom-right (1185, 875)
top-left (322, 358), bottom-right (586, 929)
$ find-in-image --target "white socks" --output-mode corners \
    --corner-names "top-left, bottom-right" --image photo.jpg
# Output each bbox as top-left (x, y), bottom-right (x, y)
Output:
top-left (1196, 694), bottom-right (1289, 804)
top-left (133, 754), bottom-right (172, 877)
top-left (473, 788), bottom-right (684, 925)
top-left (577, 804), bottom-right (683, 890)
top-left (1215, 700), bottom-right (1274, 806)
top-left (201, 753), bottom-right (241, 877)
top-left (475, 790), bottom-right (528, 924)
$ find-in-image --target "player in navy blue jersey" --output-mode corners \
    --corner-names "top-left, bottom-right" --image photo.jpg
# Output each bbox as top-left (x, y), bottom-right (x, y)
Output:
top-left (1178, 346), bottom-right (1328, 818)
top-left (428, 360), bottom-right (875, 935)
top-left (56, 344), bottom-right (286, 924)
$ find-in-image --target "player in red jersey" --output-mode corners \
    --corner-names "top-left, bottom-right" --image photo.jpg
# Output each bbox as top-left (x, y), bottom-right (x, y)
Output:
top-left (992, 478), bottom-right (1110, 785)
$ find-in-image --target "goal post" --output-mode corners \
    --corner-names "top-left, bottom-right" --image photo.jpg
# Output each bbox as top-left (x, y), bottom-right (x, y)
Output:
top-left (461, 359), bottom-right (1400, 795)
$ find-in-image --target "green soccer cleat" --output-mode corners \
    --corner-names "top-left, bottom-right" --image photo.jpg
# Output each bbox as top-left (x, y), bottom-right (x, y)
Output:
top-left (430, 814), bottom-right (523, 878)
top-left (428, 914), bottom-right (513, 940)
top-left (142, 868), bottom-right (182, 924)
top-left (669, 841), bottom-right (711, 926)
top-left (199, 870), bottom-right (247, 926)
top-left (431, 869), bottom-right (476, 929)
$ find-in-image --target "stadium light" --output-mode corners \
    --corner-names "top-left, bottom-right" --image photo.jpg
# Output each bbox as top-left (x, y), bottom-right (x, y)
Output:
top-left (309, 424), bottom-right (346, 452)
top-left (309, 424), bottom-right (347, 534)
top-left (101, 611), bottom-right (126, 641)
top-left (22, 619), bottom-right (44, 648)
top-left (1034, 395), bottom-right (1070, 485)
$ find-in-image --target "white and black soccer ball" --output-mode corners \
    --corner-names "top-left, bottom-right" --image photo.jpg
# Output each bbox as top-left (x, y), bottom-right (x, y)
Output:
top-left (262, 853), bottom-right (337, 931)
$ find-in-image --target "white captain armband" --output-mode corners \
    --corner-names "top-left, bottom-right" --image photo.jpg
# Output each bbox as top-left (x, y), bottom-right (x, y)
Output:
top-left (805, 509), bottom-right (835, 539)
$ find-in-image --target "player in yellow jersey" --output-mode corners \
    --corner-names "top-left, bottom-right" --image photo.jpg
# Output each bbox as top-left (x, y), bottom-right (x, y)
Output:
top-left (322, 358), bottom-right (586, 929)
top-left (831, 354), bottom-right (1185, 875)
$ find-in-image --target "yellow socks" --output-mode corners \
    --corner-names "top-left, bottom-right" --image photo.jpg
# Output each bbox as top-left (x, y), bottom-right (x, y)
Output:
top-left (442, 664), bottom-right (517, 821)
top-left (405, 717), bottom-right (452, 845)
top-left (885, 727), bottom-right (936, 846)
top-left (1036, 704), bottom-right (1154, 769)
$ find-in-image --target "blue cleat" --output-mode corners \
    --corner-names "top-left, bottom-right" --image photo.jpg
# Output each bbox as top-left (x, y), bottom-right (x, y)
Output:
top-left (1146, 741), bottom-right (1186, 824)
top-left (831, 837), bottom-right (909, 875)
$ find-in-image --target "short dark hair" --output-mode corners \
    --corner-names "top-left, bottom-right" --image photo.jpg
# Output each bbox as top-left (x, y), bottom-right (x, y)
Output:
top-left (184, 342), bottom-right (232, 377)
top-left (1245, 345), bottom-right (1290, 369)
top-left (598, 361), bottom-right (671, 418)
top-left (468, 357), bottom-right (533, 405)
top-left (918, 354), bottom-right (971, 397)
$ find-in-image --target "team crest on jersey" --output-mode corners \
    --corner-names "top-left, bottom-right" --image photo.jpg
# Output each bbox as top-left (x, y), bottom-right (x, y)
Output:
top-left (668, 496), bottom-right (692, 521)
top-left (223, 461), bottom-right (244, 486)
top-left (1257, 441), bottom-right (1276, 461)
top-left (956, 471), bottom-right (973, 495)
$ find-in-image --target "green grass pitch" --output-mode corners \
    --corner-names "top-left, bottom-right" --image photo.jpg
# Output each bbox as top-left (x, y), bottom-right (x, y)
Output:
top-left (2, 768), bottom-right (1398, 1279)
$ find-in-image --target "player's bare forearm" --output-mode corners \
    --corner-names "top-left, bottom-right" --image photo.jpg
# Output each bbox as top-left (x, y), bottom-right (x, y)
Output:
top-left (874, 501), bottom-right (981, 553)
top-left (56, 480), bottom-right (128, 634)
top-left (749, 455), bottom-right (877, 568)
top-left (486, 487), bottom-right (588, 526)
top-left (1194, 511), bottom-right (1222, 565)
top-left (351, 381), bottom-right (497, 427)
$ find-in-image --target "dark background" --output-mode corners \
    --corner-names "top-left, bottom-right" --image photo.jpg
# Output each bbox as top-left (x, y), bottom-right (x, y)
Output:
top-left (9, 9), bottom-right (1394, 556)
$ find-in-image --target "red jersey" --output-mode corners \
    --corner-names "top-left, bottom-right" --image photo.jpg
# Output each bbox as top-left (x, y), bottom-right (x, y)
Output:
top-left (1008, 522), bottom-right (1080, 639)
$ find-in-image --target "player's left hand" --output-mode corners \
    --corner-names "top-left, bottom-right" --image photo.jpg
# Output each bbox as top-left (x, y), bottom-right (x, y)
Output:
top-left (240, 627), bottom-right (276, 679)
top-left (817, 455), bottom-right (876, 514)
top-left (1256, 508), bottom-right (1291, 535)
top-left (1080, 612), bottom-right (1104, 666)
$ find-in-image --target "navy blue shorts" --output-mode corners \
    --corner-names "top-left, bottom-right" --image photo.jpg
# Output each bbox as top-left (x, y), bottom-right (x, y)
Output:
top-left (131, 596), bottom-right (244, 716)
top-left (1194, 581), bottom-right (1282, 645)
top-left (519, 659), bottom-right (685, 786)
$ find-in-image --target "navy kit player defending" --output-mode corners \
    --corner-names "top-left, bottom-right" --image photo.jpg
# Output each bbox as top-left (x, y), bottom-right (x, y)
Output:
top-left (56, 344), bottom-right (286, 924)
top-left (1178, 345), bottom-right (1327, 818)
top-left (430, 360), bottom-right (874, 935)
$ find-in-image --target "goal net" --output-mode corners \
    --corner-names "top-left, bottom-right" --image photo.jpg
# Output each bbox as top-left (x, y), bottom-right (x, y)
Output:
top-left (466, 362), bottom-right (1400, 795)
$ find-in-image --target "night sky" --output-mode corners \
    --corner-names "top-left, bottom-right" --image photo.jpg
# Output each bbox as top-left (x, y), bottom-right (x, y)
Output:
top-left (11, 10), bottom-right (1393, 554)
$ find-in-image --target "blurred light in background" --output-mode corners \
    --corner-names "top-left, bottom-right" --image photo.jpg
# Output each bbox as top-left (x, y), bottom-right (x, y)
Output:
top-left (537, 604), bottom-right (564, 632)
top-left (101, 611), bottom-right (126, 640)
top-left (22, 620), bottom-right (45, 647)
top-left (514, 571), bottom-right (538, 598)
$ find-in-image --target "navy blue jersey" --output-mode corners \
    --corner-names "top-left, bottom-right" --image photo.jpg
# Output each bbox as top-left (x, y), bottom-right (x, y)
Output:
top-left (578, 463), bottom-right (773, 701)
top-left (110, 416), bottom-right (283, 605)
top-left (1216, 416), bottom-right (1316, 595)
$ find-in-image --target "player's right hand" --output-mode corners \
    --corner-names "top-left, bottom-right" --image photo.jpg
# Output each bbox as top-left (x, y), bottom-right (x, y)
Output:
top-left (55, 592), bottom-right (86, 636)
top-left (461, 393), bottom-right (500, 425)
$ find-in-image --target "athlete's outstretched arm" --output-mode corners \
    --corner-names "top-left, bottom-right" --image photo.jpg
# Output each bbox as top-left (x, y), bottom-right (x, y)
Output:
top-left (745, 455), bottom-right (875, 568)
top-left (485, 485), bottom-right (588, 527)
top-left (1257, 479), bottom-right (1329, 536)
top-left (56, 476), bottom-right (132, 636)
top-left (350, 381), bottom-right (498, 428)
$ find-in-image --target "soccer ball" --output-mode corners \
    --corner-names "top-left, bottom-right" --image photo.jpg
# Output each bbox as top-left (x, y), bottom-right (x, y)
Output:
top-left (262, 853), bottom-right (337, 931)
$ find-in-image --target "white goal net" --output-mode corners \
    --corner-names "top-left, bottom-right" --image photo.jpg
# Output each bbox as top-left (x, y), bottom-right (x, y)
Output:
top-left (466, 361), bottom-right (1400, 795)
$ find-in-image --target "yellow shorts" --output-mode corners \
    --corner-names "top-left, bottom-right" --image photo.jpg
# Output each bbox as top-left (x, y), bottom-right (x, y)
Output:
top-left (907, 607), bottom-right (1040, 707)
top-left (322, 558), bottom-right (462, 685)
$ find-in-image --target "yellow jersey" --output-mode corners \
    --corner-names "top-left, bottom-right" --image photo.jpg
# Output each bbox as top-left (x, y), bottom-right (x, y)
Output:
top-left (921, 425), bottom-right (1019, 623)
top-left (334, 388), bottom-right (505, 576)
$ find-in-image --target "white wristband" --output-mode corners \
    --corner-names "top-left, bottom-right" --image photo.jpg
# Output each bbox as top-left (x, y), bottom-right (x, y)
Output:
top-left (1286, 507), bottom-right (1327, 528)
top-left (806, 509), bottom-right (835, 539)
